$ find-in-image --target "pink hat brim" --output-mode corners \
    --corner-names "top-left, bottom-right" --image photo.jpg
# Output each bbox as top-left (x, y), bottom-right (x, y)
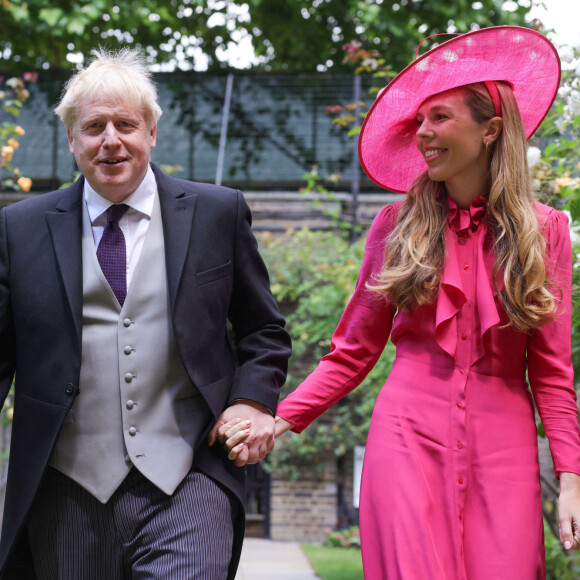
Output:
top-left (359, 26), bottom-right (561, 193)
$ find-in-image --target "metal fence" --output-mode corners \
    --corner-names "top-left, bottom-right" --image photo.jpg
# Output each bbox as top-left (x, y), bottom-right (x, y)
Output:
top-left (4, 71), bottom-right (381, 194)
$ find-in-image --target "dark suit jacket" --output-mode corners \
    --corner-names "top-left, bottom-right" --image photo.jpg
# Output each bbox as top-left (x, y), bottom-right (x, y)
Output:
top-left (0, 164), bottom-right (291, 578)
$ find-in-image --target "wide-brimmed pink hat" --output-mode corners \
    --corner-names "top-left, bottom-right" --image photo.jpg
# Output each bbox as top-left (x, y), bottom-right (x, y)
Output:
top-left (359, 26), bottom-right (561, 193)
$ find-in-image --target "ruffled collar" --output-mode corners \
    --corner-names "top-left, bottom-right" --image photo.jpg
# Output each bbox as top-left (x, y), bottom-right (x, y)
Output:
top-left (434, 193), bottom-right (502, 363)
top-left (446, 195), bottom-right (488, 232)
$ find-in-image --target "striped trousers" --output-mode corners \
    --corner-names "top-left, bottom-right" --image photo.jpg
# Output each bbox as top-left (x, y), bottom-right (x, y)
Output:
top-left (27, 467), bottom-right (236, 579)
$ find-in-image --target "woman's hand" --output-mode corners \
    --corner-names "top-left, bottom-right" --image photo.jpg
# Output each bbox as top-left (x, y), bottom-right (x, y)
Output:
top-left (558, 472), bottom-right (580, 550)
top-left (215, 415), bottom-right (295, 464)
top-left (275, 416), bottom-right (294, 438)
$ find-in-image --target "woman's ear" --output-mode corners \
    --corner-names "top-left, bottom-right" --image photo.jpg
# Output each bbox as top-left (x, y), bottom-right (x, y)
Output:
top-left (485, 117), bottom-right (503, 146)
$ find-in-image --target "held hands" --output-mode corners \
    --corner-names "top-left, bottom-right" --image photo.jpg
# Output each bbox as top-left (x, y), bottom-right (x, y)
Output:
top-left (209, 406), bottom-right (295, 467)
top-left (558, 472), bottom-right (580, 551)
top-left (208, 400), bottom-right (276, 467)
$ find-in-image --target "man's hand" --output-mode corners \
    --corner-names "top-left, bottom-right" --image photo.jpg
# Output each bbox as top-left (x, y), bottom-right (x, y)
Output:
top-left (208, 399), bottom-right (275, 467)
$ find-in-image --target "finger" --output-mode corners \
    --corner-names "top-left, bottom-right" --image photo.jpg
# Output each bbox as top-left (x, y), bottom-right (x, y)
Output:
top-left (225, 427), bottom-right (251, 451)
top-left (208, 422), bottom-right (221, 446)
top-left (224, 420), bottom-right (251, 440)
top-left (245, 443), bottom-right (261, 465)
top-left (216, 418), bottom-right (242, 441)
top-left (265, 433), bottom-right (275, 454)
top-left (228, 442), bottom-right (245, 461)
top-left (258, 444), bottom-right (268, 461)
top-left (560, 519), bottom-right (575, 550)
top-left (233, 444), bottom-right (250, 467)
top-left (572, 521), bottom-right (580, 550)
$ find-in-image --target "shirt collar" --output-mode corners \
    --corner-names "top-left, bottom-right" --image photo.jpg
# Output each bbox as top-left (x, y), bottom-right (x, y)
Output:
top-left (84, 165), bottom-right (157, 225)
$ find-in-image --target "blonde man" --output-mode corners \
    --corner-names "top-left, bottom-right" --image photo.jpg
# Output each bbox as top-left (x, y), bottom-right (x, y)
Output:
top-left (0, 48), bottom-right (290, 579)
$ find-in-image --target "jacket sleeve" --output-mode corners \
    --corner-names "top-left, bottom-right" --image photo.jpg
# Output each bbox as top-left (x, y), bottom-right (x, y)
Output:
top-left (527, 208), bottom-right (580, 477)
top-left (0, 208), bottom-right (15, 407)
top-left (277, 204), bottom-right (398, 432)
top-left (226, 190), bottom-right (292, 414)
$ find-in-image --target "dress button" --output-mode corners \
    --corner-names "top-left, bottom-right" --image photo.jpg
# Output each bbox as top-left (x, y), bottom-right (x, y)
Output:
top-left (457, 402), bottom-right (464, 409)
top-left (459, 368), bottom-right (465, 375)
top-left (129, 426), bottom-right (137, 436)
top-left (458, 476), bottom-right (464, 484)
top-left (65, 383), bottom-right (75, 395)
top-left (124, 346), bottom-right (132, 355)
top-left (457, 441), bottom-right (463, 449)
top-left (125, 373), bottom-right (133, 383)
top-left (461, 333), bottom-right (467, 340)
top-left (463, 264), bottom-right (469, 270)
top-left (459, 512), bottom-right (463, 521)
top-left (126, 400), bottom-right (135, 410)
top-left (123, 318), bottom-right (131, 327)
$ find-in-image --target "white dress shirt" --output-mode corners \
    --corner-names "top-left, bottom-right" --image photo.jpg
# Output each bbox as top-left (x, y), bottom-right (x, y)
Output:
top-left (83, 166), bottom-right (157, 289)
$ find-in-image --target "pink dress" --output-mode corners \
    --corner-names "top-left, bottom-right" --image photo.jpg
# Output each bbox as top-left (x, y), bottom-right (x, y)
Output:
top-left (277, 198), bottom-right (580, 579)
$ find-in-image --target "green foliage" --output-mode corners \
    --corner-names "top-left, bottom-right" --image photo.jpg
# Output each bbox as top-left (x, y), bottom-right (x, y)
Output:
top-left (299, 166), bottom-right (359, 236)
top-left (324, 526), bottom-right (361, 549)
top-left (531, 41), bottom-right (580, 378)
top-left (0, 74), bottom-right (33, 192)
top-left (245, 0), bottom-right (529, 73)
top-left (0, 0), bottom-right (530, 72)
top-left (257, 227), bottom-right (395, 478)
top-left (301, 543), bottom-right (364, 580)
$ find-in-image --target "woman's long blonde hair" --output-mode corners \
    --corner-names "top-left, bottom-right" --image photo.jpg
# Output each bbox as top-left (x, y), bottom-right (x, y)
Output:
top-left (368, 82), bottom-right (556, 332)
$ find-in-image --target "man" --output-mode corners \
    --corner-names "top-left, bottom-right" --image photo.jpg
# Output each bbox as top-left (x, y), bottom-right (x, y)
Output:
top-left (0, 48), bottom-right (291, 579)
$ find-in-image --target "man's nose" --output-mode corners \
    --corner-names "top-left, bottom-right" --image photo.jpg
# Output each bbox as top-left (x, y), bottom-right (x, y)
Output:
top-left (102, 123), bottom-right (120, 146)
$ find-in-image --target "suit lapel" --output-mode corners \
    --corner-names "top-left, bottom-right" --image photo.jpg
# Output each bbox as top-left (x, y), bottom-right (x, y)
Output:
top-left (45, 180), bottom-right (84, 342)
top-left (153, 166), bottom-right (198, 309)
top-left (43, 167), bottom-right (198, 338)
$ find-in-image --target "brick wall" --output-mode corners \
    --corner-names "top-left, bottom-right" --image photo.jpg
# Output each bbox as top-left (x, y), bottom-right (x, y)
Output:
top-left (270, 461), bottom-right (338, 543)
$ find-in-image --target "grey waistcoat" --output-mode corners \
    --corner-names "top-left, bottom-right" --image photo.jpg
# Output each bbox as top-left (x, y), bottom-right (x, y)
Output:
top-left (50, 195), bottom-right (205, 504)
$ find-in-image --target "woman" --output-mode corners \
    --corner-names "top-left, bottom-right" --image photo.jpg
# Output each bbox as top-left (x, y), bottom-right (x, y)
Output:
top-left (222, 26), bottom-right (580, 579)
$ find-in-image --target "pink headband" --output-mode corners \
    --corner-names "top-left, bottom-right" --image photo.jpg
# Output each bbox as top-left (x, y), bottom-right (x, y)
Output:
top-left (483, 81), bottom-right (502, 117)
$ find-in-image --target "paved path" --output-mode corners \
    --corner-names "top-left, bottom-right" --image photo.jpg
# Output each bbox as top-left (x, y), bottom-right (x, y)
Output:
top-left (235, 538), bottom-right (320, 580)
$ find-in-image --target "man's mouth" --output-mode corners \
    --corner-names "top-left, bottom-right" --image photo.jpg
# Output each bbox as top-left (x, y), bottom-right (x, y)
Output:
top-left (101, 159), bottom-right (126, 165)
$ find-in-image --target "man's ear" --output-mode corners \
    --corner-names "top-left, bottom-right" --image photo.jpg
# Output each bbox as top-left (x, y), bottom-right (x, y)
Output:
top-left (149, 124), bottom-right (158, 150)
top-left (67, 128), bottom-right (75, 155)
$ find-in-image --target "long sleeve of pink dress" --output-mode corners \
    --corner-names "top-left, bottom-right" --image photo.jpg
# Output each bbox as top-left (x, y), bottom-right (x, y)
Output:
top-left (277, 199), bottom-right (580, 580)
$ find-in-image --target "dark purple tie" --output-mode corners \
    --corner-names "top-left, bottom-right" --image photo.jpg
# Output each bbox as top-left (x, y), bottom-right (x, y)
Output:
top-left (97, 204), bottom-right (129, 306)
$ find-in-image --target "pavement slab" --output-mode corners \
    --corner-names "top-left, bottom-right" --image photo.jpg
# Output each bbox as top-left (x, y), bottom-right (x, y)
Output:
top-left (235, 538), bottom-right (320, 580)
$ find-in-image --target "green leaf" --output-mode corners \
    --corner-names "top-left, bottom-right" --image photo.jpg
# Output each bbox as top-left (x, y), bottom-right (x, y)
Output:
top-left (39, 8), bottom-right (64, 27)
top-left (66, 17), bottom-right (87, 36)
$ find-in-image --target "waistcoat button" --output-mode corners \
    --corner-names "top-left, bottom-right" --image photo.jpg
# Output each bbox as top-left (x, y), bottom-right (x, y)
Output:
top-left (124, 346), bottom-right (132, 355)
top-left (123, 318), bottom-right (131, 327)
top-left (126, 400), bottom-right (135, 410)
top-left (125, 373), bottom-right (133, 383)
top-left (129, 426), bottom-right (137, 436)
